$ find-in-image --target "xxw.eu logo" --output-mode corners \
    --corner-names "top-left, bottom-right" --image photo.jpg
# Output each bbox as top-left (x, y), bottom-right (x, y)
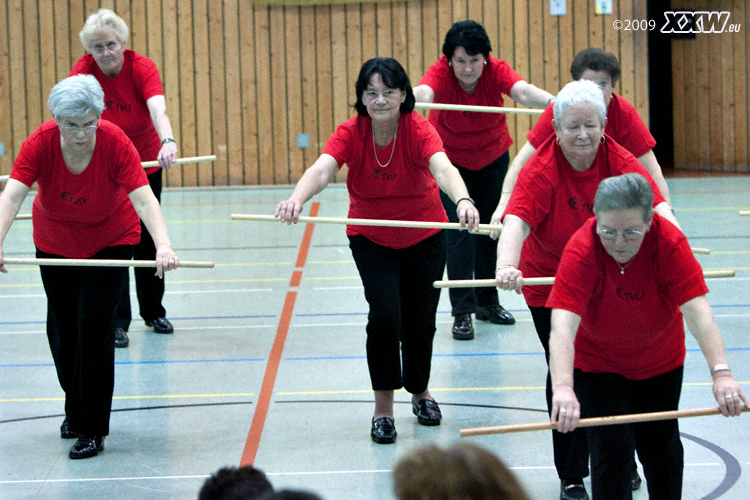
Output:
top-left (661, 11), bottom-right (742, 33)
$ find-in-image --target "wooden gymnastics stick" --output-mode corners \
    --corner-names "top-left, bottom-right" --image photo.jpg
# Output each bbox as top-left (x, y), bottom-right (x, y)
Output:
top-left (140, 155), bottom-right (217, 168)
top-left (231, 214), bottom-right (502, 235)
top-left (460, 406), bottom-right (750, 437)
top-left (0, 175), bottom-right (8, 182)
top-left (434, 269), bottom-right (736, 289)
top-left (740, 210), bottom-right (750, 216)
top-left (1, 258), bottom-right (214, 268)
top-left (415, 102), bottom-right (544, 115)
top-left (14, 214), bottom-right (31, 220)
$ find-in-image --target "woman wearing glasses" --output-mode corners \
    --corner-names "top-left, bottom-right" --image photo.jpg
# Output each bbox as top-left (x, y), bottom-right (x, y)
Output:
top-left (277, 58), bottom-right (478, 444)
top-left (70, 8), bottom-right (178, 347)
top-left (413, 20), bottom-right (555, 341)
top-left (0, 75), bottom-right (179, 459)
top-left (492, 48), bottom-right (675, 226)
top-left (494, 80), bottom-right (673, 500)
top-left (548, 173), bottom-right (747, 499)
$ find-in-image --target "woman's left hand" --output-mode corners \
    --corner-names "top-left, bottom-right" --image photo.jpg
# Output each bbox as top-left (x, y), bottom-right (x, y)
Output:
top-left (154, 245), bottom-right (179, 278)
top-left (713, 372), bottom-right (749, 417)
top-left (158, 141), bottom-right (178, 169)
top-left (456, 200), bottom-right (479, 232)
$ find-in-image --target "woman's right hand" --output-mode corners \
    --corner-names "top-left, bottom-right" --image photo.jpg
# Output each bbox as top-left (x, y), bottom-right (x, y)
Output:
top-left (275, 199), bottom-right (304, 224)
top-left (0, 247), bottom-right (6, 274)
top-left (489, 204), bottom-right (505, 240)
top-left (551, 386), bottom-right (580, 433)
top-left (496, 265), bottom-right (523, 294)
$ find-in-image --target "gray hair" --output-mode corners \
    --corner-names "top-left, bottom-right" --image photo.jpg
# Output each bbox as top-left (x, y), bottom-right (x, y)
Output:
top-left (593, 173), bottom-right (654, 222)
top-left (47, 74), bottom-right (106, 119)
top-left (553, 80), bottom-right (606, 127)
top-left (79, 8), bottom-right (129, 52)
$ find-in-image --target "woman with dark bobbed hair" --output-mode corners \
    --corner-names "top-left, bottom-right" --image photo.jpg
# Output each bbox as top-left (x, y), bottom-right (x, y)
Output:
top-left (414, 20), bottom-right (554, 341)
top-left (277, 57), bottom-right (478, 444)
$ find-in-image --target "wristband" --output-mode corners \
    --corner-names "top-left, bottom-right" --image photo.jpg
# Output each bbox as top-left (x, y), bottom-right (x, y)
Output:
top-left (161, 137), bottom-right (176, 145)
top-left (711, 363), bottom-right (730, 375)
top-left (456, 197), bottom-right (475, 206)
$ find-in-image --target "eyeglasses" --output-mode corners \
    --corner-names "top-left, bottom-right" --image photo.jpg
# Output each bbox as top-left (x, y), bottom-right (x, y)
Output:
top-left (91, 41), bottom-right (121, 55)
top-left (363, 90), bottom-right (400, 102)
top-left (60, 121), bottom-right (99, 135)
top-left (585, 79), bottom-right (613, 91)
top-left (596, 225), bottom-right (646, 241)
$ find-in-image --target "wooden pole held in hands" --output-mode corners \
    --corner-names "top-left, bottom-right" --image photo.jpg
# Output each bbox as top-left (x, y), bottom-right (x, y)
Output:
top-left (434, 269), bottom-right (736, 289)
top-left (141, 155), bottom-right (217, 168)
top-left (460, 406), bottom-right (750, 437)
top-left (414, 102), bottom-right (544, 115)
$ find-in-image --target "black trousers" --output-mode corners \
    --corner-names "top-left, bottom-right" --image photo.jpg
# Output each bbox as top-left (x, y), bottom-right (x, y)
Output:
top-left (528, 306), bottom-right (590, 481)
top-left (440, 152), bottom-right (509, 315)
top-left (348, 232), bottom-right (446, 393)
top-left (38, 245), bottom-right (133, 436)
top-left (576, 367), bottom-right (684, 500)
top-left (116, 169), bottom-right (166, 329)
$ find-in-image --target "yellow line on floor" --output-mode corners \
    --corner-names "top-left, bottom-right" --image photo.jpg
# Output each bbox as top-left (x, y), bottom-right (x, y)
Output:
top-left (1, 393), bottom-right (255, 403)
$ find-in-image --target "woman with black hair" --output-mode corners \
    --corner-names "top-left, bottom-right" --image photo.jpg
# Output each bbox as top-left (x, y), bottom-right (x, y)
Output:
top-left (414, 20), bottom-right (554, 340)
top-left (276, 57), bottom-right (478, 444)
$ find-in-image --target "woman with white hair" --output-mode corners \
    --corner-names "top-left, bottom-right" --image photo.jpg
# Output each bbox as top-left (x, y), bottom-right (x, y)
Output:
top-left (71, 8), bottom-right (178, 346)
top-left (494, 80), bottom-right (675, 500)
top-left (0, 74), bottom-right (179, 459)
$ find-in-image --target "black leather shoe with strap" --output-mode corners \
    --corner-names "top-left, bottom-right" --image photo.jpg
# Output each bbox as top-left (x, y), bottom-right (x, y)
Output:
top-left (476, 304), bottom-right (515, 325)
top-left (412, 399), bottom-right (442, 426)
top-left (452, 313), bottom-right (474, 340)
top-left (145, 317), bottom-right (174, 334)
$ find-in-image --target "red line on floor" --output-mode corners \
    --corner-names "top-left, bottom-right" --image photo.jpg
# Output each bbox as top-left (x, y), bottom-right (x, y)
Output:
top-left (239, 202), bottom-right (320, 466)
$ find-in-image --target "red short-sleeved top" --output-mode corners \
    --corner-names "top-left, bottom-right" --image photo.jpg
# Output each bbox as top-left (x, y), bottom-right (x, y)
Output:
top-left (322, 112), bottom-right (448, 249)
top-left (11, 119), bottom-right (149, 258)
top-left (419, 55), bottom-right (523, 169)
top-left (502, 134), bottom-right (665, 307)
top-left (527, 93), bottom-right (656, 159)
top-left (70, 50), bottom-right (165, 174)
top-left (546, 215), bottom-right (708, 380)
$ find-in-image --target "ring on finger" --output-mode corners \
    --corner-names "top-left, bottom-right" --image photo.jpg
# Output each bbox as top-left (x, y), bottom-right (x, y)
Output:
top-left (502, 280), bottom-right (509, 285)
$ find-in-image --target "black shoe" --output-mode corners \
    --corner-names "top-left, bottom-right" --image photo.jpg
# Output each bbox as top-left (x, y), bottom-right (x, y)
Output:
top-left (452, 313), bottom-right (474, 340)
top-left (560, 481), bottom-right (589, 500)
top-left (145, 317), bottom-right (173, 334)
top-left (371, 417), bottom-right (396, 444)
top-left (69, 435), bottom-right (104, 459)
top-left (475, 304), bottom-right (515, 325)
top-left (631, 469), bottom-right (642, 491)
top-left (60, 418), bottom-right (77, 439)
top-left (114, 327), bottom-right (129, 348)
top-left (412, 398), bottom-right (442, 426)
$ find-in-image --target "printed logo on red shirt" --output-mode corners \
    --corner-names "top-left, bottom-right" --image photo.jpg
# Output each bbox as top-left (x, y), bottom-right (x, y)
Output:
top-left (61, 191), bottom-right (86, 205)
top-left (616, 287), bottom-right (645, 301)
top-left (568, 197), bottom-right (593, 214)
top-left (106, 100), bottom-right (132, 112)
top-left (372, 170), bottom-right (397, 181)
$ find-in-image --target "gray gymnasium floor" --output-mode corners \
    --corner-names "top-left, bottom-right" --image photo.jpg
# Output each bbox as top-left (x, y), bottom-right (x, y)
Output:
top-left (0, 175), bottom-right (748, 500)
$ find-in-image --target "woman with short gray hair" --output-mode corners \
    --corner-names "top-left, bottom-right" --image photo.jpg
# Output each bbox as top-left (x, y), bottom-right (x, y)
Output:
top-left (0, 75), bottom-right (180, 460)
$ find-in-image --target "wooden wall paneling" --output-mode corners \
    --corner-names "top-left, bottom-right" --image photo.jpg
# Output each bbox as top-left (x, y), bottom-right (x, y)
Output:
top-left (376, 3), bottom-right (393, 57)
top-left (617, 1), bottom-right (634, 104)
top-left (466, 0), bottom-right (482, 24)
top-left (694, 23), bottom-right (710, 169)
top-left (361, 4), bottom-right (377, 63)
top-left (161, 0), bottom-right (184, 185)
top-left (331, 5), bottom-right (349, 127)
top-left (588, 0), bottom-right (603, 49)
top-left (542, 7), bottom-right (561, 96)
top-left (406, 1), bottom-right (423, 86)
top-left (224, 0), bottom-right (244, 185)
top-left (23, 0), bottom-right (42, 129)
top-left (300, 7), bottom-right (319, 171)
top-left (346, 4), bottom-right (363, 115)
top-left (497, 2), bottom-right (515, 156)
top-left (9, 0), bottom-right (26, 163)
top-left (176, 0), bottom-right (196, 186)
top-left (269, 5), bottom-right (289, 185)
top-left (683, 36), bottom-right (698, 169)
top-left (39, 0), bottom-right (56, 106)
top-left (511, 1), bottom-right (529, 157)
top-left (0, 0), bottom-right (11, 174)
top-left (632, 0), bottom-right (649, 128)
top-left (450, 0), bottom-right (466, 26)
top-left (285, 7), bottom-right (305, 184)
top-left (68, 3), bottom-right (86, 82)
top-left (238, 0), bottom-right (258, 185)
top-left (572, 0), bottom-right (589, 57)
top-left (128, 0), bottom-right (147, 58)
top-left (209, 2), bottom-right (228, 184)
top-left (481, 0), bottom-right (498, 72)
top-left (671, 37), bottom-right (685, 170)
top-left (193, 0), bottom-right (213, 186)
top-left (706, 0), bottom-right (722, 170)
top-left (720, 0), bottom-right (736, 170)
top-left (525, 0), bottom-right (544, 132)
top-left (734, 0), bottom-right (748, 170)
top-left (557, 0), bottom-right (574, 91)
top-left (435, 0), bottom-right (451, 59)
top-left (603, 1), bottom-right (619, 57)
top-left (254, 7), bottom-right (273, 185)
top-left (391, 2), bottom-right (407, 66)
top-left (315, 6), bottom-right (337, 181)
top-left (53, 0), bottom-right (72, 82)
top-left (420, 0), bottom-right (438, 71)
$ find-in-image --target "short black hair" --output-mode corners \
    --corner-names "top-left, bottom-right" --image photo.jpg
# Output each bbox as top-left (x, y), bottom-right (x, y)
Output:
top-left (442, 20), bottom-right (492, 60)
top-left (570, 48), bottom-right (621, 85)
top-left (354, 57), bottom-right (415, 116)
top-left (198, 466), bottom-right (274, 500)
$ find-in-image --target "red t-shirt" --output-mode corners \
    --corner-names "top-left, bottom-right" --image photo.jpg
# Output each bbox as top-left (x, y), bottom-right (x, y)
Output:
top-left (546, 215), bottom-right (708, 380)
top-left (527, 93), bottom-right (656, 159)
top-left (503, 134), bottom-right (665, 307)
top-left (11, 119), bottom-right (149, 258)
top-left (322, 112), bottom-right (448, 249)
top-left (70, 50), bottom-right (164, 174)
top-left (419, 55), bottom-right (523, 169)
